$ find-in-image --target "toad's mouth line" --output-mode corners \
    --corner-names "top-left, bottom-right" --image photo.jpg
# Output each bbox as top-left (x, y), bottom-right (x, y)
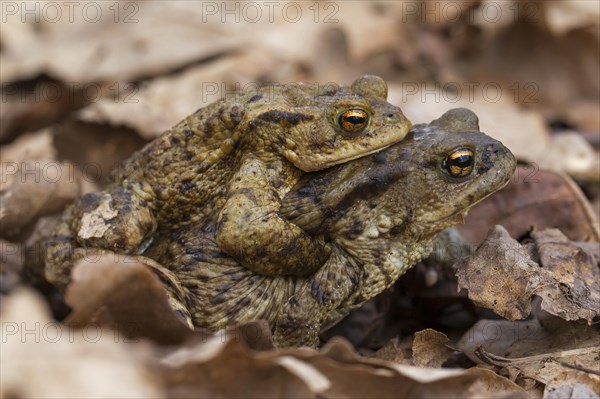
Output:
top-left (423, 178), bottom-right (512, 226)
top-left (324, 142), bottom-right (395, 167)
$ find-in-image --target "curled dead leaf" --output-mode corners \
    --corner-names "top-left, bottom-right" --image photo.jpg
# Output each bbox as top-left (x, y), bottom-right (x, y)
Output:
top-left (457, 316), bottom-right (600, 395)
top-left (65, 253), bottom-right (196, 345)
top-left (0, 160), bottom-right (84, 239)
top-left (457, 225), bottom-right (600, 324)
top-left (456, 225), bottom-right (538, 320)
top-left (531, 229), bottom-right (600, 323)
top-left (412, 329), bottom-right (453, 368)
top-left (0, 289), bottom-right (162, 398)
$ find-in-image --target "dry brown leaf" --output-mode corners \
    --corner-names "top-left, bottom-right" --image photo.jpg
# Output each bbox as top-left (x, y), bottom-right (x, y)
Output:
top-left (0, 129), bottom-right (56, 164)
top-left (282, 338), bottom-right (516, 399)
top-left (457, 318), bottom-right (548, 364)
top-left (65, 254), bottom-right (196, 345)
top-left (456, 225), bottom-right (539, 320)
top-left (458, 225), bottom-right (600, 324)
top-left (412, 329), bottom-right (453, 368)
top-left (0, 2), bottom-right (241, 83)
top-left (161, 337), bottom-right (317, 399)
top-left (0, 289), bottom-right (162, 398)
top-left (371, 338), bottom-right (412, 365)
top-left (474, 341), bottom-right (600, 393)
top-left (0, 1), bottom-right (412, 85)
top-left (463, 367), bottom-right (531, 399)
top-left (0, 160), bottom-right (84, 238)
top-left (457, 315), bottom-right (600, 396)
top-left (531, 229), bottom-right (600, 323)
top-left (416, 0), bottom-right (476, 28)
top-left (463, 5), bottom-right (600, 130)
top-left (0, 272), bottom-right (535, 399)
top-left (312, 358), bottom-right (472, 399)
top-left (325, 2), bottom-right (410, 63)
top-left (0, 81), bottom-right (89, 141)
top-left (23, 252), bottom-right (520, 397)
top-left (562, 99), bottom-right (600, 134)
top-left (52, 121), bottom-right (146, 185)
top-left (458, 167), bottom-right (600, 243)
top-left (463, 316), bottom-right (599, 362)
top-left (394, 0), bottom-right (600, 135)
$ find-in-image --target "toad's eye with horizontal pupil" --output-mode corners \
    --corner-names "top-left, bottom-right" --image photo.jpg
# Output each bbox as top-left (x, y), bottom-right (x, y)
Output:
top-left (338, 109), bottom-right (369, 134)
top-left (443, 148), bottom-right (475, 178)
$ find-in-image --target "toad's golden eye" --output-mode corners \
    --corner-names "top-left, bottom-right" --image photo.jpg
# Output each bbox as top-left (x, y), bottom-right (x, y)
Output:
top-left (443, 148), bottom-right (475, 178)
top-left (338, 109), bottom-right (369, 134)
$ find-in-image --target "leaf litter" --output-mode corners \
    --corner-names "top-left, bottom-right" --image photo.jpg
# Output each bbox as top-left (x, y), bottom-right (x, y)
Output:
top-left (1, 1), bottom-right (599, 397)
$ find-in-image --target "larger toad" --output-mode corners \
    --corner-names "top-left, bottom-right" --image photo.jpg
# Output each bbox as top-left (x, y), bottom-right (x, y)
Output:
top-left (142, 108), bottom-right (517, 347)
top-left (44, 75), bottom-right (411, 289)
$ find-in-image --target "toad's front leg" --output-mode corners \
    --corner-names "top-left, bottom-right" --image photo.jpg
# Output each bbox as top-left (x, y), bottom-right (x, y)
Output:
top-left (216, 155), bottom-right (330, 277)
top-left (72, 187), bottom-right (157, 253)
top-left (44, 187), bottom-right (157, 290)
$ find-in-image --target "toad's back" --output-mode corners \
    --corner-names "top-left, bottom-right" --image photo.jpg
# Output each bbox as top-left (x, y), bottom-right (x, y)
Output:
top-left (110, 78), bottom-right (412, 230)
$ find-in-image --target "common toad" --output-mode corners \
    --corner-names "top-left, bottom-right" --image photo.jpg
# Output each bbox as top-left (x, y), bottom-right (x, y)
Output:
top-left (44, 75), bottom-right (411, 289)
top-left (142, 108), bottom-right (517, 346)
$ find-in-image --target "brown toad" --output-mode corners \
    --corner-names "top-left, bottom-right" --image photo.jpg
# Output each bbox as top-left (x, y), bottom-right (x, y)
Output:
top-left (44, 75), bottom-right (411, 289)
top-left (142, 108), bottom-right (517, 347)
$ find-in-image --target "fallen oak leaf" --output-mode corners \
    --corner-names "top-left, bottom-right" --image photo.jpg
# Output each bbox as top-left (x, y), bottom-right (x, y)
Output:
top-left (456, 225), bottom-right (538, 320)
top-left (456, 318), bottom-right (548, 364)
top-left (457, 315), bottom-right (600, 395)
top-left (532, 228), bottom-right (600, 324)
top-left (371, 338), bottom-right (412, 365)
top-left (278, 337), bottom-right (527, 399)
top-left (274, 356), bottom-right (331, 394)
top-left (160, 333), bottom-right (317, 399)
top-left (462, 367), bottom-right (531, 399)
top-left (472, 344), bottom-right (600, 395)
top-left (457, 225), bottom-right (600, 324)
top-left (65, 253), bottom-right (197, 345)
top-left (0, 2), bottom-right (242, 83)
top-left (412, 329), bottom-right (454, 368)
top-left (0, 160), bottom-right (85, 239)
top-left (0, 289), bottom-right (162, 398)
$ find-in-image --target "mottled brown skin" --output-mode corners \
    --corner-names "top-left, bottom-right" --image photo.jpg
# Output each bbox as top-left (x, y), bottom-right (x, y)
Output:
top-left (143, 108), bottom-right (517, 347)
top-left (44, 76), bottom-right (411, 289)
